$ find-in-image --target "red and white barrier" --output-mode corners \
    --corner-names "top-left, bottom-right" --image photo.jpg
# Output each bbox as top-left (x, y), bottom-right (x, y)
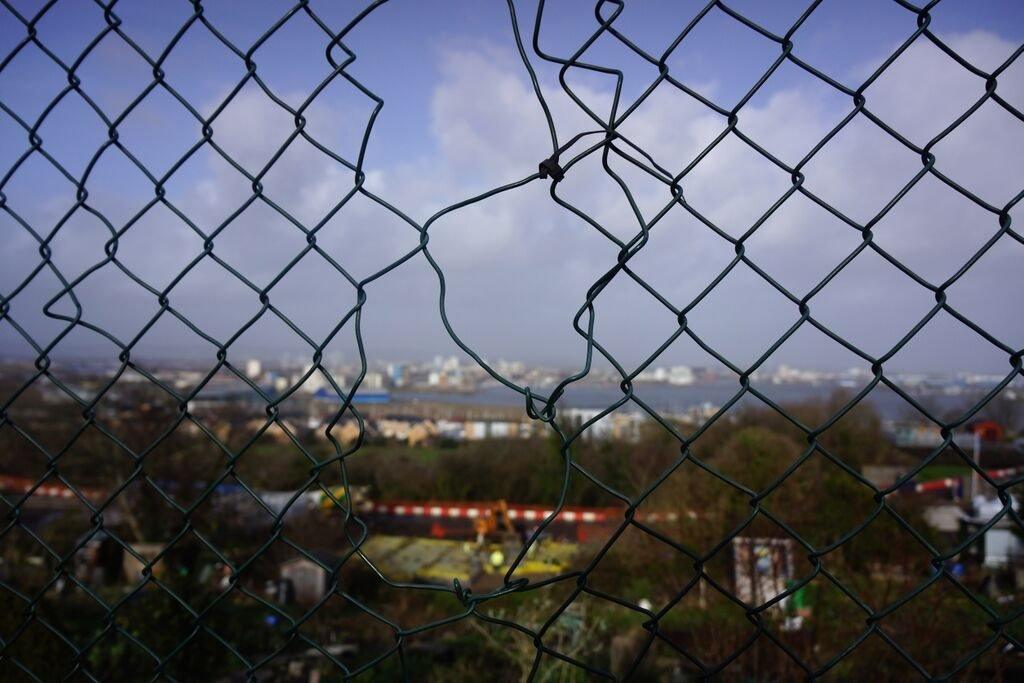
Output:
top-left (366, 500), bottom-right (697, 524)
top-left (0, 474), bottom-right (103, 501)
top-left (909, 466), bottom-right (1023, 494)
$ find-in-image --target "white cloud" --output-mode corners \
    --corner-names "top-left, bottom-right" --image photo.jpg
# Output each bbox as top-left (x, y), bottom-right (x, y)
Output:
top-left (2, 23), bottom-right (1020, 373)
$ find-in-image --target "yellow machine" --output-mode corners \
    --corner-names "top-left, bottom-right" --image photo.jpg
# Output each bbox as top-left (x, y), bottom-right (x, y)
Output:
top-left (316, 485), bottom-right (368, 511)
top-left (360, 534), bottom-right (577, 589)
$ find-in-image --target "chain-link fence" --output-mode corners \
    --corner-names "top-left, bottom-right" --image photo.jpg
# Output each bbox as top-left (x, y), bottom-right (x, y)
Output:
top-left (1, 0), bottom-right (1023, 680)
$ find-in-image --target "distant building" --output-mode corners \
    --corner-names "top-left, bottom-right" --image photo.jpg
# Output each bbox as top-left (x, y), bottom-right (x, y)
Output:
top-left (562, 408), bottom-right (645, 441)
top-left (922, 504), bottom-right (962, 534)
top-left (884, 420), bottom-right (944, 448)
top-left (244, 418), bottom-right (299, 444)
top-left (386, 362), bottom-right (407, 387)
top-left (636, 367), bottom-right (668, 383)
top-left (407, 422), bottom-right (437, 447)
top-left (298, 364), bottom-right (329, 394)
top-left (635, 365), bottom-right (693, 385)
top-left (425, 367), bottom-right (470, 389)
top-left (244, 358), bottom-right (262, 380)
top-left (772, 364), bottom-right (825, 384)
top-left (279, 552), bottom-right (338, 604)
top-left (464, 420), bottom-right (488, 440)
top-left (968, 420), bottom-right (1005, 443)
top-left (335, 420), bottom-right (363, 445)
top-left (668, 365), bottom-right (694, 386)
top-left (452, 419), bottom-right (533, 440)
top-left (376, 416), bottom-right (438, 446)
top-left (436, 419), bottom-right (465, 440)
top-left (962, 496), bottom-right (1024, 567)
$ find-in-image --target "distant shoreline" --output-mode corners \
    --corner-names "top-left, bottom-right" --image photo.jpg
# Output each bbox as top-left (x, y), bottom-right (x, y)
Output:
top-left (391, 378), bottom-right (993, 422)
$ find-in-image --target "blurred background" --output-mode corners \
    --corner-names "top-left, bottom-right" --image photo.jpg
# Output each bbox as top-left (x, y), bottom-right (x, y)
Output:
top-left (2, 0), bottom-right (1024, 679)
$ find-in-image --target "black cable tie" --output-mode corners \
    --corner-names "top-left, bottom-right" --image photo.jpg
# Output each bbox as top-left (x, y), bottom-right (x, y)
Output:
top-left (538, 154), bottom-right (564, 182)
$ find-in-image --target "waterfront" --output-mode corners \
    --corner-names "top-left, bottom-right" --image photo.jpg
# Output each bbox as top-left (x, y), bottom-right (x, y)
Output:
top-left (395, 378), bottom-right (999, 421)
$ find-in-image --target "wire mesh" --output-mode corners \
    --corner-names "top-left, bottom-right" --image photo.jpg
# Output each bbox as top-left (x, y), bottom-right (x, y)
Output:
top-left (1, 0), bottom-right (1023, 680)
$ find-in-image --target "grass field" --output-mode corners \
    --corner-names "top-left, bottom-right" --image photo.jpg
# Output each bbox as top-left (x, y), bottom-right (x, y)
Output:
top-left (917, 464), bottom-right (970, 481)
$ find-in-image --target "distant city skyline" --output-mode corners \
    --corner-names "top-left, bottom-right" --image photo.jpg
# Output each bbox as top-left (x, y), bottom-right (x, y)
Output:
top-left (1, 349), bottom-right (1016, 387)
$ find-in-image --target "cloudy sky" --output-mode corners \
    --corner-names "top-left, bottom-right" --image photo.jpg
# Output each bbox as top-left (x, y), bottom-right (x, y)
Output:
top-left (1, 0), bottom-right (1022, 377)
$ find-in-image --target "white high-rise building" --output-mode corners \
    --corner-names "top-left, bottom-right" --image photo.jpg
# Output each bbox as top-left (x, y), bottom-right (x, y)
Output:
top-left (668, 365), bottom-right (694, 386)
top-left (244, 358), bottom-right (262, 380)
top-left (298, 363), bottom-right (328, 393)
